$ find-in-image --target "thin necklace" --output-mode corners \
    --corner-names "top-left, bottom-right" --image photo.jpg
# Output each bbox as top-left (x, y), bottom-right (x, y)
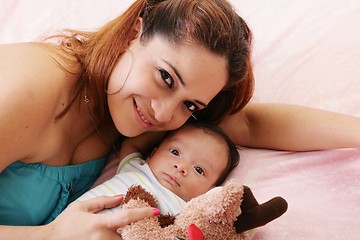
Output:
top-left (84, 85), bottom-right (115, 151)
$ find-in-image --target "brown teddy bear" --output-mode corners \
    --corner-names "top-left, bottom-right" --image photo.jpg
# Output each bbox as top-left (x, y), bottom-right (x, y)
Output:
top-left (120, 179), bottom-right (287, 240)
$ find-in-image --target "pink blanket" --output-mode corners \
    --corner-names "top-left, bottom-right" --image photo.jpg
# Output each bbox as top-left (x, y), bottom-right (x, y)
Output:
top-left (2, 1), bottom-right (359, 239)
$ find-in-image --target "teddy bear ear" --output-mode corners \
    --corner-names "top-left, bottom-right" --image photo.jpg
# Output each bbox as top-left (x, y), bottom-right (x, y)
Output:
top-left (124, 185), bottom-right (158, 208)
top-left (234, 186), bottom-right (288, 233)
top-left (203, 181), bottom-right (243, 223)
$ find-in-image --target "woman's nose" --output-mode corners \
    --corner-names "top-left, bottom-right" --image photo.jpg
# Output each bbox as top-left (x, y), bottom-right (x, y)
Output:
top-left (151, 98), bottom-right (177, 123)
top-left (173, 162), bottom-right (187, 176)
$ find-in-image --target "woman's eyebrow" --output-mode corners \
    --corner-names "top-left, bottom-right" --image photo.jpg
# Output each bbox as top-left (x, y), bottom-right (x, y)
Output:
top-left (195, 100), bottom-right (207, 108)
top-left (161, 59), bottom-right (184, 85)
top-left (161, 59), bottom-right (208, 108)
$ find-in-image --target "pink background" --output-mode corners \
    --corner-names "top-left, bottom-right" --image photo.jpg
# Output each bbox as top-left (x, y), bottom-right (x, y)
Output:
top-left (2, 1), bottom-right (359, 239)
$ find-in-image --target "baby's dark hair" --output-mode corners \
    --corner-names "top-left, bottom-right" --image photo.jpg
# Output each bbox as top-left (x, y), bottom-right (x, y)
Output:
top-left (168, 122), bottom-right (240, 186)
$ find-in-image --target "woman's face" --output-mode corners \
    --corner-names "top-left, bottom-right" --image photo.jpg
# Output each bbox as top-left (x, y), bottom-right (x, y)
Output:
top-left (107, 35), bottom-right (227, 137)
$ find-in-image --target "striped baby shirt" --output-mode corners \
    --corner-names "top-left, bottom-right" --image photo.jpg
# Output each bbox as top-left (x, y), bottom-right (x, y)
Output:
top-left (76, 152), bottom-right (186, 216)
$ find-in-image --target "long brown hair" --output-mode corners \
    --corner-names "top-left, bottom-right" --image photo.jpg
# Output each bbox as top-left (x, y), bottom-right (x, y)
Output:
top-left (52, 0), bottom-right (254, 125)
top-left (140, 0), bottom-right (254, 123)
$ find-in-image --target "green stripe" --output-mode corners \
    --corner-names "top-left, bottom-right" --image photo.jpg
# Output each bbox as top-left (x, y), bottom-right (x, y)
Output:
top-left (131, 172), bottom-right (155, 196)
top-left (102, 183), bottom-right (117, 195)
top-left (117, 154), bottom-right (141, 174)
top-left (171, 192), bottom-right (184, 208)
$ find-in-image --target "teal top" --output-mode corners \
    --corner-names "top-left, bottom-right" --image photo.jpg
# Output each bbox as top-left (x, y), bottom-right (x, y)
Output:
top-left (0, 157), bottom-right (106, 226)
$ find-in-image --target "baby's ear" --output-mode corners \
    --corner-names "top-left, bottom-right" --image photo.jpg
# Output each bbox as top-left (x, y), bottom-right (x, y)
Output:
top-left (147, 147), bottom-right (158, 160)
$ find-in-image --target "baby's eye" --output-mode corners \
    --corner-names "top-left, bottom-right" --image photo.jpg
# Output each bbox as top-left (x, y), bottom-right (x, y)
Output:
top-left (170, 148), bottom-right (179, 156)
top-left (159, 69), bottom-right (174, 88)
top-left (194, 166), bottom-right (204, 175)
top-left (184, 101), bottom-right (198, 113)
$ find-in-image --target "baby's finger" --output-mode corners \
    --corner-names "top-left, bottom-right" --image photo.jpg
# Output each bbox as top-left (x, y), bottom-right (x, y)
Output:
top-left (103, 207), bottom-right (160, 229)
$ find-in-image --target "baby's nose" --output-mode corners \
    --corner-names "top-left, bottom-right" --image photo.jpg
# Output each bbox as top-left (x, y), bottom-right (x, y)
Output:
top-left (173, 162), bottom-right (187, 175)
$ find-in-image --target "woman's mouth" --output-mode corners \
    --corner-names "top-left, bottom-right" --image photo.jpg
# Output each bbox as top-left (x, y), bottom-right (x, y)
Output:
top-left (136, 105), bottom-right (150, 124)
top-left (134, 99), bottom-right (153, 128)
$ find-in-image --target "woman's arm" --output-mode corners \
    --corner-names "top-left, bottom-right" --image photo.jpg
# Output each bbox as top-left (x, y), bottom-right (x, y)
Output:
top-left (219, 103), bottom-right (360, 151)
top-left (0, 196), bottom-right (158, 240)
top-left (0, 226), bottom-right (49, 240)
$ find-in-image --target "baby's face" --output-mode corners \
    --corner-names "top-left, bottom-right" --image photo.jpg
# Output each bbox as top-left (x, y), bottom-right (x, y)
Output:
top-left (147, 127), bottom-right (228, 201)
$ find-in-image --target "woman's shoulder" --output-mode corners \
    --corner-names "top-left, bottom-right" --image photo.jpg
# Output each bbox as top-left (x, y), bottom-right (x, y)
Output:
top-left (1, 42), bottom-right (80, 102)
top-left (0, 42), bottom-right (76, 172)
top-left (0, 42), bottom-right (78, 79)
top-left (1, 43), bottom-right (65, 86)
top-left (0, 42), bottom-right (55, 64)
top-left (0, 42), bottom-right (73, 114)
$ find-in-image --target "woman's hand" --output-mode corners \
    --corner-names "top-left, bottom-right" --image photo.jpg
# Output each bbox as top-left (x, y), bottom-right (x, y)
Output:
top-left (46, 195), bottom-right (158, 240)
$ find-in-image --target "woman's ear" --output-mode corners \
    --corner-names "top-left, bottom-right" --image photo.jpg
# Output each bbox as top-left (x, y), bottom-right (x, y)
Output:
top-left (129, 17), bottom-right (143, 45)
top-left (134, 17), bottom-right (143, 37)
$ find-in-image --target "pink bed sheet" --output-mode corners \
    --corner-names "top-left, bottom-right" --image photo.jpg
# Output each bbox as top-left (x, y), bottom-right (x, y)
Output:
top-left (2, 1), bottom-right (359, 239)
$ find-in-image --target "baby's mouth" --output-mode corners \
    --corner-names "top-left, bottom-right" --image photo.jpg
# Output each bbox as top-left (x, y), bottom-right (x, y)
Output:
top-left (165, 173), bottom-right (180, 186)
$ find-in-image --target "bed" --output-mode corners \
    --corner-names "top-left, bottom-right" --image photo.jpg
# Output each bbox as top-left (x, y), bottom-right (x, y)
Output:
top-left (2, 0), bottom-right (359, 239)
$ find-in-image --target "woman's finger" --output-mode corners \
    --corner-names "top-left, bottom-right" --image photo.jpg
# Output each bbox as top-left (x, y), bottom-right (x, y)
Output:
top-left (78, 195), bottom-right (124, 213)
top-left (102, 207), bottom-right (160, 229)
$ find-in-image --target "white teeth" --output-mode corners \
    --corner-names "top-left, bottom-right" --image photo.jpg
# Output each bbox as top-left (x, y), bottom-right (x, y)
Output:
top-left (136, 106), bottom-right (150, 124)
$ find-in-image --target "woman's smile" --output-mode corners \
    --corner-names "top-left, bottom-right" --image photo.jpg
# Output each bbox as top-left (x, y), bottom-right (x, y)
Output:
top-left (133, 98), bottom-right (154, 129)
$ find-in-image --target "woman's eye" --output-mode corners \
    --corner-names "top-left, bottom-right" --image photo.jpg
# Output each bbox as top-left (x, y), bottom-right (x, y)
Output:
top-left (170, 149), bottom-right (179, 156)
top-left (159, 69), bottom-right (174, 88)
top-left (184, 101), bottom-right (198, 113)
top-left (195, 166), bottom-right (204, 175)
